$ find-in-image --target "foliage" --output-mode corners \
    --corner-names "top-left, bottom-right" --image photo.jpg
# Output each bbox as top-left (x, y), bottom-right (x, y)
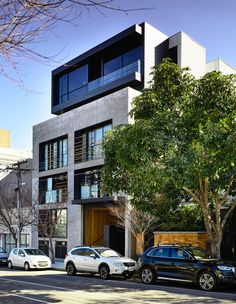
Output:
top-left (163, 204), bottom-right (204, 232)
top-left (103, 58), bottom-right (236, 258)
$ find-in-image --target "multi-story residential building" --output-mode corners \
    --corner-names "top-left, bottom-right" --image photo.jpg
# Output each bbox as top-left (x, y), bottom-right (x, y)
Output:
top-left (32, 22), bottom-right (235, 258)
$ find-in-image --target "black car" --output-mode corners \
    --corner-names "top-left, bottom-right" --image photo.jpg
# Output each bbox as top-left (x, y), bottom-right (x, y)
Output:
top-left (0, 247), bottom-right (8, 265)
top-left (137, 244), bottom-right (236, 291)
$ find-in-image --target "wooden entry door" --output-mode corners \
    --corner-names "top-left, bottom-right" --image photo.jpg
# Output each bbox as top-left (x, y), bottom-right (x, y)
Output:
top-left (84, 207), bottom-right (114, 246)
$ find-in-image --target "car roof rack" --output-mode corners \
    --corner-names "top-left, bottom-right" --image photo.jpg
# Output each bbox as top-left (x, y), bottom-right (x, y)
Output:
top-left (157, 243), bottom-right (194, 247)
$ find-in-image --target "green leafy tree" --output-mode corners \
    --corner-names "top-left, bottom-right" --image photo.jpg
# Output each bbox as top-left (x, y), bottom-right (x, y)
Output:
top-left (103, 59), bottom-right (236, 258)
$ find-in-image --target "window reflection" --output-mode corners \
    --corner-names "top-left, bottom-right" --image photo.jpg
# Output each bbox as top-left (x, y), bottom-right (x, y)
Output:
top-left (74, 169), bottom-right (102, 200)
top-left (59, 64), bottom-right (88, 104)
top-left (74, 123), bottom-right (112, 163)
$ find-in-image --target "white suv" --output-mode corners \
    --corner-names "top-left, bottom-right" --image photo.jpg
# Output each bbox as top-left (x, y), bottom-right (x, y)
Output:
top-left (64, 246), bottom-right (136, 279)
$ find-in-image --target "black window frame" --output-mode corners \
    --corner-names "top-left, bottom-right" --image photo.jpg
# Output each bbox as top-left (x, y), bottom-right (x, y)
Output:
top-left (39, 135), bottom-right (68, 172)
top-left (74, 167), bottom-right (102, 200)
top-left (74, 120), bottom-right (112, 164)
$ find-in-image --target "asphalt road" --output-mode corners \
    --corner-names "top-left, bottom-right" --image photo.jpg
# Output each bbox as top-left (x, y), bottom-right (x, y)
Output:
top-left (0, 267), bottom-right (236, 304)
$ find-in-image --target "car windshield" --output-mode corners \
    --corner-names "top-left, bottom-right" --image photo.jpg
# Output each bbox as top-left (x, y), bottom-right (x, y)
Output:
top-left (95, 248), bottom-right (121, 258)
top-left (24, 249), bottom-right (45, 256)
top-left (186, 247), bottom-right (209, 259)
top-left (0, 248), bottom-right (7, 253)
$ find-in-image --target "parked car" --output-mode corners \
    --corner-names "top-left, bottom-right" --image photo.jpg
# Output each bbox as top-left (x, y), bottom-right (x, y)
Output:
top-left (137, 244), bottom-right (236, 291)
top-left (0, 247), bottom-right (8, 265)
top-left (64, 246), bottom-right (136, 279)
top-left (8, 248), bottom-right (51, 270)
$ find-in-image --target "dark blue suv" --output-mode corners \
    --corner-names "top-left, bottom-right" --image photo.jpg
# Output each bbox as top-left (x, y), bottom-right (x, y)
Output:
top-left (137, 244), bottom-right (236, 291)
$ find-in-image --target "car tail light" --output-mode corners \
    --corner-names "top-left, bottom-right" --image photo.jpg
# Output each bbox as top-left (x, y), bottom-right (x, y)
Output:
top-left (65, 253), bottom-right (68, 258)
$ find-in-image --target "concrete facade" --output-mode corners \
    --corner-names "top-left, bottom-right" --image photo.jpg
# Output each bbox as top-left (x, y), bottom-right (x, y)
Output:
top-left (32, 88), bottom-right (140, 255)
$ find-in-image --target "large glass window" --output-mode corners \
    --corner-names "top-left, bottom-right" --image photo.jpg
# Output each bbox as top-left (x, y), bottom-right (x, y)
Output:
top-left (103, 46), bottom-right (142, 76)
top-left (74, 122), bottom-right (112, 163)
top-left (123, 46), bottom-right (142, 66)
top-left (38, 209), bottom-right (67, 238)
top-left (104, 56), bottom-right (122, 76)
top-left (39, 137), bottom-right (68, 172)
top-left (59, 64), bottom-right (88, 104)
top-left (74, 168), bottom-right (102, 200)
top-left (39, 173), bottom-right (68, 204)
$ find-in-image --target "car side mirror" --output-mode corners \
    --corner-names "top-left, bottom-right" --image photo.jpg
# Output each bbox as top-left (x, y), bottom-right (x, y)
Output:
top-left (90, 254), bottom-right (97, 259)
top-left (19, 253), bottom-right (25, 257)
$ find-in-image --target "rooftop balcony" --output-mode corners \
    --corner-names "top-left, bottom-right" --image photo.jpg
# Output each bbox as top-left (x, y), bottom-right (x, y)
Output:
top-left (52, 60), bottom-right (142, 115)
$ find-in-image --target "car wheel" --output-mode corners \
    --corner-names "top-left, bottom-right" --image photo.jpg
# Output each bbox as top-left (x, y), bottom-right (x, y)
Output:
top-left (99, 265), bottom-right (110, 279)
top-left (140, 267), bottom-right (156, 284)
top-left (24, 262), bottom-right (30, 271)
top-left (66, 263), bottom-right (77, 276)
top-left (198, 271), bottom-right (217, 291)
top-left (8, 260), bottom-right (13, 269)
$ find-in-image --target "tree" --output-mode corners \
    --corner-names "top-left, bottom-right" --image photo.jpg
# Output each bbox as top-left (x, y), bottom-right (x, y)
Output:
top-left (102, 59), bottom-right (236, 259)
top-left (37, 206), bottom-right (67, 263)
top-left (0, 0), bottom-right (153, 85)
top-left (107, 196), bottom-right (158, 254)
top-left (0, 160), bottom-right (33, 248)
top-left (0, 182), bottom-right (33, 246)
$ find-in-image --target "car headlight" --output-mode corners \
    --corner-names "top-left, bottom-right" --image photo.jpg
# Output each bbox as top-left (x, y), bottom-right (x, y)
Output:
top-left (217, 265), bottom-right (233, 271)
top-left (113, 262), bottom-right (123, 267)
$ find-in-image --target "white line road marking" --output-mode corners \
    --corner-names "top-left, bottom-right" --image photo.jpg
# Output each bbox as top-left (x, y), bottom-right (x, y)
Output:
top-left (0, 277), bottom-right (71, 291)
top-left (0, 291), bottom-right (49, 303)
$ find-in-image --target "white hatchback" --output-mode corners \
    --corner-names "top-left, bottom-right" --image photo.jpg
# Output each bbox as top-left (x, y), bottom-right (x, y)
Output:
top-left (8, 248), bottom-right (51, 271)
top-left (64, 246), bottom-right (136, 279)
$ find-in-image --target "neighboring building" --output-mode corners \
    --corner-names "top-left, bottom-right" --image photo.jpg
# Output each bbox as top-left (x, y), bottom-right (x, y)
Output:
top-left (0, 129), bottom-right (10, 148)
top-left (207, 59), bottom-right (236, 74)
top-left (0, 131), bottom-right (32, 251)
top-left (0, 159), bottom-right (33, 252)
top-left (0, 129), bottom-right (32, 181)
top-left (32, 22), bottom-right (235, 258)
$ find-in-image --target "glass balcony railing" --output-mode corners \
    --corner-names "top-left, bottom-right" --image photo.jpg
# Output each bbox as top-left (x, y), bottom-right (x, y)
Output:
top-left (59, 60), bottom-right (141, 104)
top-left (88, 60), bottom-right (141, 93)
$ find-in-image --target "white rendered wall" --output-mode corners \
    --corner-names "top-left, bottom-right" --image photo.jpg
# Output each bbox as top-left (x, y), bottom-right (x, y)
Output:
top-left (143, 22), bottom-right (168, 87)
top-left (169, 32), bottom-right (206, 78)
top-left (206, 59), bottom-right (236, 74)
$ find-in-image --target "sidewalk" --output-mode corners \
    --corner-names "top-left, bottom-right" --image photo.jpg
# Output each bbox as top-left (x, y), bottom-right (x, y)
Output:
top-left (52, 258), bottom-right (64, 271)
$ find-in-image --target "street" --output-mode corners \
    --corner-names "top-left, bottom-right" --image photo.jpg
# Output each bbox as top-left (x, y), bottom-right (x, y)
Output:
top-left (0, 268), bottom-right (236, 303)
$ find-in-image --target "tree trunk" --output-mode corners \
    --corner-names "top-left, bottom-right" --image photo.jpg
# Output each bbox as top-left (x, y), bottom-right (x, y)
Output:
top-left (49, 237), bottom-right (55, 263)
top-left (184, 180), bottom-right (223, 259)
top-left (210, 236), bottom-right (222, 259)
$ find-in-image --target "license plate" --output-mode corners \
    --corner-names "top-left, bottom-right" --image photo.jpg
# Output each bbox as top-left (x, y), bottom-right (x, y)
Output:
top-left (1, 259), bottom-right (7, 263)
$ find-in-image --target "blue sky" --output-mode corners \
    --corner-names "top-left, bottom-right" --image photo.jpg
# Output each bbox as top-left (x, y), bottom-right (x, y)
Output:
top-left (1, 0), bottom-right (236, 151)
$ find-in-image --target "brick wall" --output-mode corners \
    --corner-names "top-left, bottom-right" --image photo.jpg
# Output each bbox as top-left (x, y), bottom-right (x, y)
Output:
top-left (154, 231), bottom-right (209, 250)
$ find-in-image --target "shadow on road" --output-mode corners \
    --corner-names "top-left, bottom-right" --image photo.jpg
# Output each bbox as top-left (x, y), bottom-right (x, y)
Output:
top-left (0, 268), bottom-right (235, 304)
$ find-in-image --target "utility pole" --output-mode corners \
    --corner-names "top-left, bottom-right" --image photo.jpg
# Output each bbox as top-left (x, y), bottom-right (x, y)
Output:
top-left (5, 160), bottom-right (31, 248)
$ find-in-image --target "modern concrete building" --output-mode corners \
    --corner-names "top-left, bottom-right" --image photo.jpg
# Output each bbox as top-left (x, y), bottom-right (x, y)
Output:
top-left (32, 22), bottom-right (235, 258)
